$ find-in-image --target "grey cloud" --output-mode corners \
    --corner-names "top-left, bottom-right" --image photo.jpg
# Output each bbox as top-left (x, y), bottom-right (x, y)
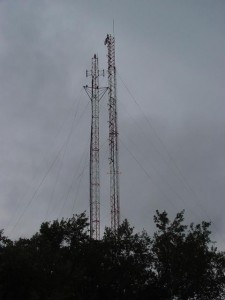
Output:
top-left (0, 1), bottom-right (225, 246)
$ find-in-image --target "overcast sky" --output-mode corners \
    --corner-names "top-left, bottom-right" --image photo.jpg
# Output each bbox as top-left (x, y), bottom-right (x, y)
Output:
top-left (0, 0), bottom-right (225, 245)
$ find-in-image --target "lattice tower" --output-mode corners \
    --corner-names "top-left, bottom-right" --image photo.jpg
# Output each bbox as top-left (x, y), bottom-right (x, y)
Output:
top-left (104, 34), bottom-right (120, 232)
top-left (84, 54), bottom-right (107, 239)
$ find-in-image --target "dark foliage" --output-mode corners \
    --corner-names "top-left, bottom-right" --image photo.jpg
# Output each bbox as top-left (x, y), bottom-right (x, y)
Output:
top-left (0, 211), bottom-right (225, 299)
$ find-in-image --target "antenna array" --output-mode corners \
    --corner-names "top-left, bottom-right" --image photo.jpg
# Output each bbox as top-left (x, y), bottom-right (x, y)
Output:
top-left (84, 34), bottom-right (120, 238)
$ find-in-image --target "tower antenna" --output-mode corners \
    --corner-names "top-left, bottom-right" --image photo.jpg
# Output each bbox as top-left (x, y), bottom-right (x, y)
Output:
top-left (113, 19), bottom-right (115, 36)
top-left (105, 34), bottom-right (120, 232)
top-left (84, 54), bottom-right (107, 239)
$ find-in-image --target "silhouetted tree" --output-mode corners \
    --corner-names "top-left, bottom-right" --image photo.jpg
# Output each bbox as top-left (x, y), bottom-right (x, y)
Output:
top-left (0, 210), bottom-right (225, 299)
top-left (151, 210), bottom-right (225, 300)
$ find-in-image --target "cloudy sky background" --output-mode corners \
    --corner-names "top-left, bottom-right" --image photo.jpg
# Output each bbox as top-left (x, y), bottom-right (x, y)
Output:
top-left (0, 0), bottom-right (225, 245)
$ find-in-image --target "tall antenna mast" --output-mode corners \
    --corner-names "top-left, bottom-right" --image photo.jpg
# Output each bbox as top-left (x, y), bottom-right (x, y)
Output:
top-left (104, 34), bottom-right (120, 232)
top-left (84, 54), bottom-right (107, 239)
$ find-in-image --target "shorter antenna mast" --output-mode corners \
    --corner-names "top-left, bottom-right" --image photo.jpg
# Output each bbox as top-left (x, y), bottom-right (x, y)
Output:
top-left (84, 55), bottom-right (107, 240)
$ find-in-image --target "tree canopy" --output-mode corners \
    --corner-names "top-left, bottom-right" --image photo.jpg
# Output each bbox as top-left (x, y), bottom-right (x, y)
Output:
top-left (0, 210), bottom-right (225, 300)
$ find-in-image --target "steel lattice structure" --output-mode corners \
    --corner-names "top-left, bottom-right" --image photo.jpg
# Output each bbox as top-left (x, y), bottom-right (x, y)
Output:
top-left (84, 54), bottom-right (107, 239)
top-left (105, 34), bottom-right (120, 232)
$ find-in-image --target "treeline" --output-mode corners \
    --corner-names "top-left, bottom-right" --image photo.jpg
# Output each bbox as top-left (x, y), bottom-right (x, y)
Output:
top-left (0, 210), bottom-right (225, 300)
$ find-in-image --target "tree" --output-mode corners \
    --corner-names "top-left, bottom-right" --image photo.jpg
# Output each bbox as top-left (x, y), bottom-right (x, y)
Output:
top-left (0, 210), bottom-right (225, 299)
top-left (97, 219), bottom-right (152, 299)
top-left (0, 213), bottom-right (90, 300)
top-left (151, 210), bottom-right (225, 300)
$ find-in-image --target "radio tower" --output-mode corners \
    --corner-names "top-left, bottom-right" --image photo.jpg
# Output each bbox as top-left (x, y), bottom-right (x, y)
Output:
top-left (104, 34), bottom-right (120, 232)
top-left (84, 54), bottom-right (107, 239)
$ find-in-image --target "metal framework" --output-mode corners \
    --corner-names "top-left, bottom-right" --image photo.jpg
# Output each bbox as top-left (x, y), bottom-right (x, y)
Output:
top-left (105, 34), bottom-right (120, 232)
top-left (84, 54), bottom-right (107, 239)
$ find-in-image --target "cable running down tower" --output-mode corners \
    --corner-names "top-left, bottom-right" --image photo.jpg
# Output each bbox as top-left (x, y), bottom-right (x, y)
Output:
top-left (105, 34), bottom-right (120, 232)
top-left (84, 54), bottom-right (107, 239)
